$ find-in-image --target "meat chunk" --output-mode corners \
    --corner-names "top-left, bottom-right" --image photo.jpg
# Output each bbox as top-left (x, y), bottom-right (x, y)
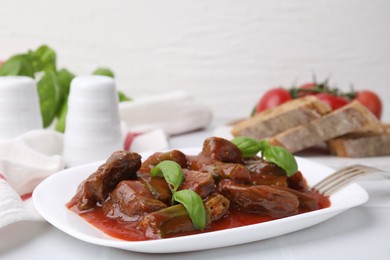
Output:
top-left (244, 159), bottom-right (288, 187)
top-left (71, 151), bottom-right (142, 211)
top-left (276, 186), bottom-right (320, 211)
top-left (138, 193), bottom-right (230, 239)
top-left (218, 179), bottom-right (299, 218)
top-left (138, 169), bottom-right (216, 206)
top-left (287, 171), bottom-right (309, 190)
top-left (140, 150), bottom-right (187, 172)
top-left (103, 180), bottom-right (167, 221)
top-left (138, 172), bottom-right (172, 205)
top-left (188, 155), bottom-right (251, 184)
top-left (179, 170), bottom-right (215, 198)
top-left (201, 137), bottom-right (243, 163)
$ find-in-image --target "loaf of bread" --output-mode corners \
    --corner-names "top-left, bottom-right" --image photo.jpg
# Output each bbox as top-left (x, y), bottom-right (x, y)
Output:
top-left (328, 124), bottom-right (390, 157)
top-left (231, 96), bottom-right (331, 139)
top-left (267, 100), bottom-right (380, 153)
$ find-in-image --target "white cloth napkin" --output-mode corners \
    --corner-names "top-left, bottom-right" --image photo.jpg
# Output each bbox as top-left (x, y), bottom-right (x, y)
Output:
top-left (0, 130), bottom-right (64, 228)
top-left (119, 91), bottom-right (213, 136)
top-left (124, 128), bottom-right (168, 152)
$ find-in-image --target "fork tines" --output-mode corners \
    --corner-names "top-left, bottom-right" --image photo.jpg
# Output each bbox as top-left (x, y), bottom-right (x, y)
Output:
top-left (312, 165), bottom-right (375, 196)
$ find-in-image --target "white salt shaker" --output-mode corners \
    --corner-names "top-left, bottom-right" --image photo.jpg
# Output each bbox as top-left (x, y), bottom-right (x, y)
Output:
top-left (0, 76), bottom-right (43, 139)
top-left (63, 75), bottom-right (123, 167)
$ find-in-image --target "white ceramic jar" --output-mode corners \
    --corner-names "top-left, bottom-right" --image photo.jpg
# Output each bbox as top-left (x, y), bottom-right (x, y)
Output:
top-left (63, 75), bottom-right (123, 167)
top-left (0, 76), bottom-right (43, 139)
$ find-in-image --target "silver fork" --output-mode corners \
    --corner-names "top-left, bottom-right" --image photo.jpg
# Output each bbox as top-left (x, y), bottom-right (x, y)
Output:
top-left (312, 164), bottom-right (390, 196)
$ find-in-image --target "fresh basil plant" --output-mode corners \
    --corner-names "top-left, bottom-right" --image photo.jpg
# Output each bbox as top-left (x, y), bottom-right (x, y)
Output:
top-left (0, 45), bottom-right (131, 132)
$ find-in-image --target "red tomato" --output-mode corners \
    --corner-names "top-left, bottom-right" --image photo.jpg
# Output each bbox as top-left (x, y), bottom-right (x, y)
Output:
top-left (300, 82), bottom-right (317, 89)
top-left (295, 82), bottom-right (319, 97)
top-left (355, 90), bottom-right (382, 118)
top-left (255, 88), bottom-right (292, 113)
top-left (315, 93), bottom-right (349, 110)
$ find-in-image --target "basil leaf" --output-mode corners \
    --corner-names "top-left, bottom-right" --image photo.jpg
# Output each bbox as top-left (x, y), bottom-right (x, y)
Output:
top-left (150, 166), bottom-right (164, 177)
top-left (258, 140), bottom-right (270, 151)
top-left (57, 68), bottom-right (75, 97)
top-left (263, 145), bottom-right (298, 177)
top-left (55, 101), bottom-right (68, 133)
top-left (231, 136), bottom-right (262, 157)
top-left (0, 54), bottom-right (34, 77)
top-left (118, 91), bottom-right (132, 102)
top-left (93, 67), bottom-right (115, 78)
top-left (173, 190), bottom-right (207, 230)
top-left (151, 161), bottom-right (184, 193)
top-left (38, 69), bottom-right (62, 127)
top-left (29, 45), bottom-right (56, 72)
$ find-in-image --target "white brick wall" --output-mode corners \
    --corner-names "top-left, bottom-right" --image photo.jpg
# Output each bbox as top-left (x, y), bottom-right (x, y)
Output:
top-left (1, 0), bottom-right (389, 121)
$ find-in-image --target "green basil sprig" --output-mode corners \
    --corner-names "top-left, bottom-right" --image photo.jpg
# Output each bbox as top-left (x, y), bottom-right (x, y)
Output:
top-left (263, 145), bottom-right (298, 177)
top-left (232, 137), bottom-right (298, 177)
top-left (151, 161), bottom-right (184, 194)
top-left (231, 136), bottom-right (267, 157)
top-left (173, 190), bottom-right (207, 230)
top-left (151, 160), bottom-right (207, 230)
top-left (93, 67), bottom-right (115, 78)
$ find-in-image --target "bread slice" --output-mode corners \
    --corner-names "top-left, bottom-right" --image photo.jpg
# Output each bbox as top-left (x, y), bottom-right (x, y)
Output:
top-left (231, 96), bottom-right (331, 139)
top-left (268, 100), bottom-right (380, 153)
top-left (328, 124), bottom-right (390, 157)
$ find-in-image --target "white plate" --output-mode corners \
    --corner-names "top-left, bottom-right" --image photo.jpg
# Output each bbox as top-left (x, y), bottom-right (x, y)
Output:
top-left (33, 148), bottom-right (369, 253)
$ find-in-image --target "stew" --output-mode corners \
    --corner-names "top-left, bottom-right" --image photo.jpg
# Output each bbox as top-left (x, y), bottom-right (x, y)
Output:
top-left (67, 137), bottom-right (330, 241)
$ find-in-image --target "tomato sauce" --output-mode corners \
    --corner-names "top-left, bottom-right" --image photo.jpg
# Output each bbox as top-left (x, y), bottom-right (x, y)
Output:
top-left (67, 191), bottom-right (330, 241)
